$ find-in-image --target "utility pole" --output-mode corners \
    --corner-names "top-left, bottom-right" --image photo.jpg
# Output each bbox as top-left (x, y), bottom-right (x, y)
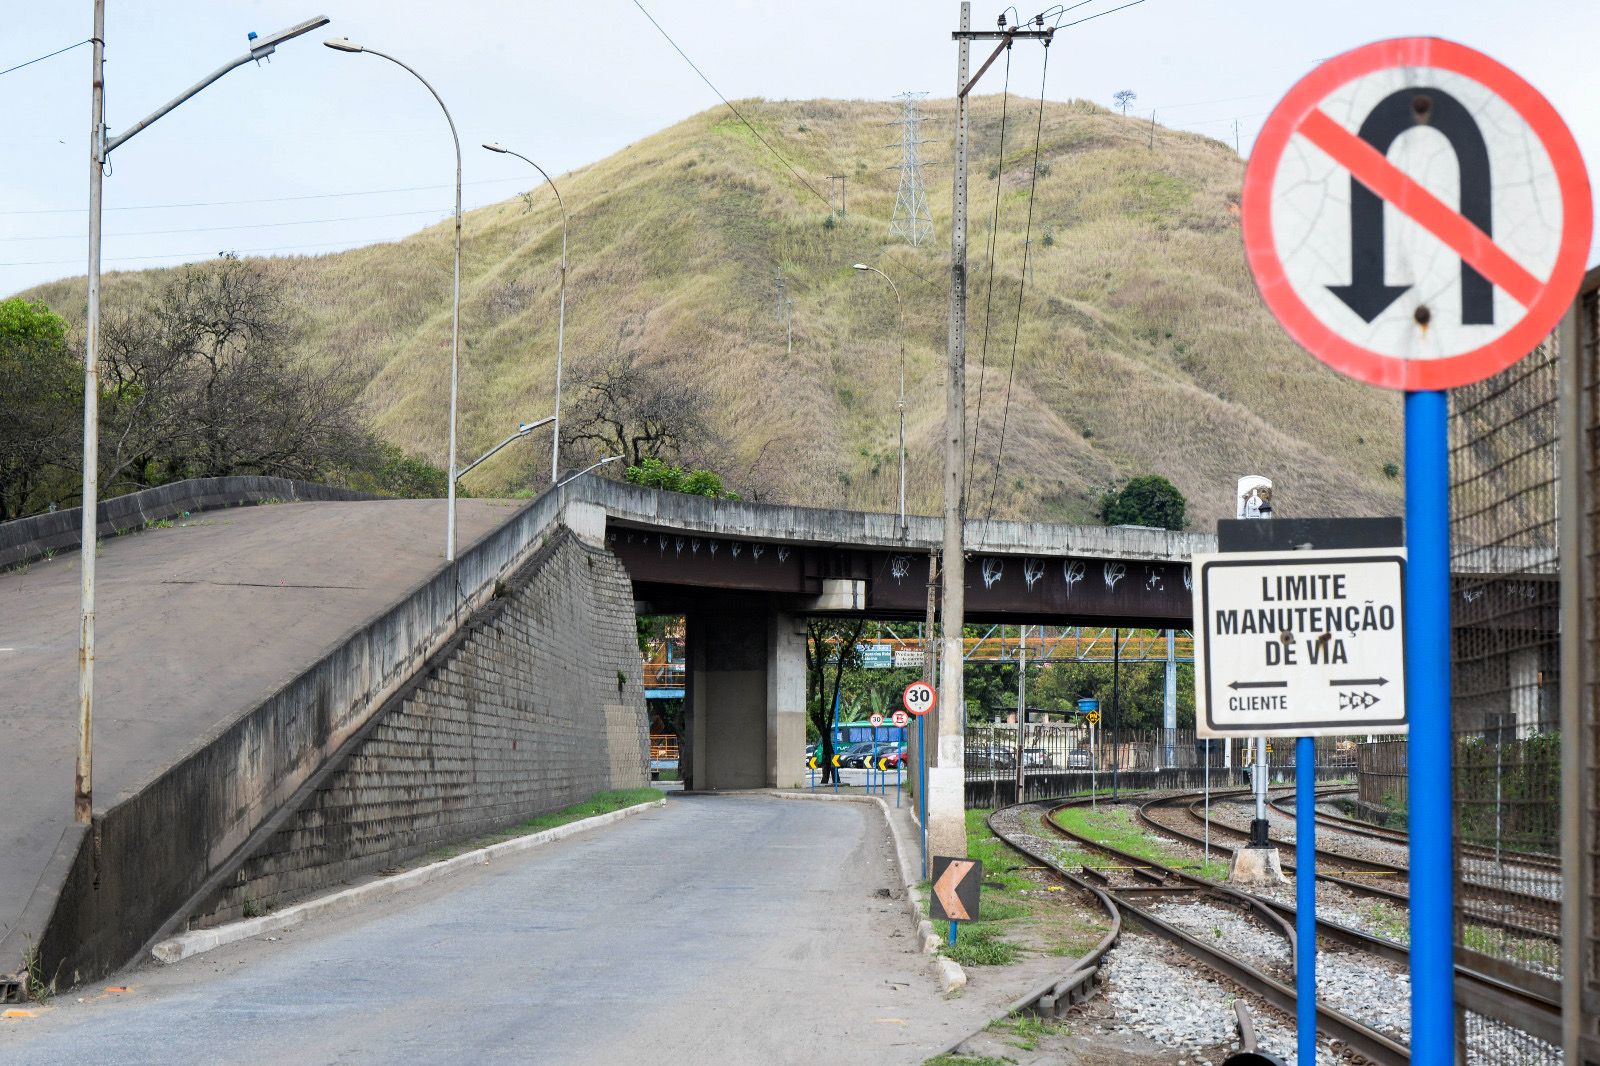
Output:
top-left (1163, 628), bottom-right (1177, 769)
top-left (1013, 624), bottom-right (1026, 804)
top-left (933, 4), bottom-right (1053, 865)
top-left (78, 0), bottom-right (106, 825)
top-left (1111, 627), bottom-right (1121, 798)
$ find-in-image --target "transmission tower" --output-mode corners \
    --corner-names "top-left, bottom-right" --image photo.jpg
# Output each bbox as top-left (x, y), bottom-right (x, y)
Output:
top-left (889, 91), bottom-right (933, 246)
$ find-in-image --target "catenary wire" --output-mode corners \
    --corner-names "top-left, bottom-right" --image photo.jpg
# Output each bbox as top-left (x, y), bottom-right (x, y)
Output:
top-left (0, 38), bottom-right (90, 78)
top-left (630, 0), bottom-right (834, 213)
top-left (966, 45), bottom-right (1013, 500)
top-left (985, 38), bottom-right (1052, 521)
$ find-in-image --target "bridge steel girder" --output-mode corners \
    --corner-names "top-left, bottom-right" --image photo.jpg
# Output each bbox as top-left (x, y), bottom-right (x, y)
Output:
top-left (609, 527), bottom-right (1193, 628)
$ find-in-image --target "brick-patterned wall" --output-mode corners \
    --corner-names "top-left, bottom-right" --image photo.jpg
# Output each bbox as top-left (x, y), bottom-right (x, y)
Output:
top-left (196, 529), bottom-right (647, 923)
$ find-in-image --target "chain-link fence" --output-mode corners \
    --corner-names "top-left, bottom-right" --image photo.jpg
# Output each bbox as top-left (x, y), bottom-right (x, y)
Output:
top-left (1450, 333), bottom-right (1564, 1063)
top-left (962, 723), bottom-right (1362, 805)
top-left (1573, 271), bottom-right (1600, 1063)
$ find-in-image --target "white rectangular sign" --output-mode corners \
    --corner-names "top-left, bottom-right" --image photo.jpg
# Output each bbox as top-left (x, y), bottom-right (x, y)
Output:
top-left (1193, 547), bottom-right (1408, 738)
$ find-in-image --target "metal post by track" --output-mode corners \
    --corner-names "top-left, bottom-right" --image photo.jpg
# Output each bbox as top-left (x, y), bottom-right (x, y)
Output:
top-left (1405, 389), bottom-right (1454, 1060)
top-left (1296, 733), bottom-right (1316, 1065)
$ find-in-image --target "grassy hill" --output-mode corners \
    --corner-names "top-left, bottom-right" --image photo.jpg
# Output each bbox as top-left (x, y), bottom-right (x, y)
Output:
top-left (24, 97), bottom-right (1405, 527)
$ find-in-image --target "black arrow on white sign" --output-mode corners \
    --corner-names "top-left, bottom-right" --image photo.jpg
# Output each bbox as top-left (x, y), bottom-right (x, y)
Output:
top-left (1229, 681), bottom-right (1289, 690)
top-left (1327, 87), bottom-right (1494, 325)
top-left (1329, 677), bottom-right (1390, 687)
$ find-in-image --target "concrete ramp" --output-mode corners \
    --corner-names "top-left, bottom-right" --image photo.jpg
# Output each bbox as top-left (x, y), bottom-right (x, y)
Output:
top-left (0, 482), bottom-right (647, 986)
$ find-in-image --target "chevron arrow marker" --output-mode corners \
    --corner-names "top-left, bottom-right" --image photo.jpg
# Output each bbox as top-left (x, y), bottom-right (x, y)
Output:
top-left (933, 859), bottom-right (975, 921)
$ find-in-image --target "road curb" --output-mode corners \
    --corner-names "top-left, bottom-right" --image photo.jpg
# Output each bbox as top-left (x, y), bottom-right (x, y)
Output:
top-left (763, 789), bottom-right (968, 993)
top-left (149, 798), bottom-right (667, 966)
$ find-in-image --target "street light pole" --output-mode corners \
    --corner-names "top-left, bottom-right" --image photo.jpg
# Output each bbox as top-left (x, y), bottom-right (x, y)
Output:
top-left (326, 37), bottom-right (461, 560)
top-left (74, 6), bottom-right (328, 824)
top-left (557, 453), bottom-right (624, 488)
top-left (483, 143), bottom-right (566, 485)
top-left (454, 417), bottom-right (553, 483)
top-left (852, 264), bottom-right (906, 537)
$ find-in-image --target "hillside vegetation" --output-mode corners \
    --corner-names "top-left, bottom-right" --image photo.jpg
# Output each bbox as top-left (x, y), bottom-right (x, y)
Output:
top-left (24, 97), bottom-right (1406, 526)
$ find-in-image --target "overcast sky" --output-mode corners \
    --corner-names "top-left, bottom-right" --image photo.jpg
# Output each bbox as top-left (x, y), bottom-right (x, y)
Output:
top-left (4, 1), bottom-right (1597, 298)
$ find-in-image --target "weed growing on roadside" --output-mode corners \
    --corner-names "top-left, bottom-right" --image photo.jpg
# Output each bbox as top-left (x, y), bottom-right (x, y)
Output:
top-left (989, 1011), bottom-right (1072, 1050)
top-left (20, 946), bottom-right (51, 1004)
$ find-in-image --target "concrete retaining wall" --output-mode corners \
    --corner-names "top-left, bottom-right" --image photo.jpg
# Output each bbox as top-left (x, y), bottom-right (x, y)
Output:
top-left (0, 476), bottom-right (377, 570)
top-left (195, 529), bottom-right (648, 924)
top-left (30, 485), bottom-right (628, 985)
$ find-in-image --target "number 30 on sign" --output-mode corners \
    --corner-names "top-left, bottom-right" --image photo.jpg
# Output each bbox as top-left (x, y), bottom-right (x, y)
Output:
top-left (902, 681), bottom-right (936, 717)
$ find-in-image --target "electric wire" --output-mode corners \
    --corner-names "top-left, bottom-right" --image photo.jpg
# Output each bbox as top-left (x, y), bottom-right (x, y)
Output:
top-left (1056, 0), bottom-right (1149, 30)
top-left (0, 236), bottom-right (422, 269)
top-left (0, 38), bottom-right (90, 79)
top-left (965, 45), bottom-right (1013, 500)
top-left (985, 39), bottom-right (1052, 521)
top-left (629, 0), bottom-right (834, 213)
top-left (0, 176), bottom-right (530, 217)
top-left (3, 207), bottom-right (452, 243)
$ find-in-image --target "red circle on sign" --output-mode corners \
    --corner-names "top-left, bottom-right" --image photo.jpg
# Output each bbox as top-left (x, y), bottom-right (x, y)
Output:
top-left (1241, 37), bottom-right (1592, 391)
top-left (902, 680), bottom-right (937, 717)
top-left (891, 709), bottom-right (909, 728)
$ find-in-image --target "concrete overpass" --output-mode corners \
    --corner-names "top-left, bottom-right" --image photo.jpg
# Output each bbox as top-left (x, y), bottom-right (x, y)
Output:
top-left (0, 474), bottom-right (1231, 990)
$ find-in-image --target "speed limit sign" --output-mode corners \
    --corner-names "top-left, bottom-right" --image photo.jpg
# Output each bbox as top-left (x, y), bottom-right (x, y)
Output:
top-left (902, 680), bottom-right (937, 717)
top-left (869, 713), bottom-right (884, 728)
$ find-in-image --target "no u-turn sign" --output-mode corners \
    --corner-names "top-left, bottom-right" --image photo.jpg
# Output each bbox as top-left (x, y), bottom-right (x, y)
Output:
top-left (1243, 37), bottom-right (1591, 391)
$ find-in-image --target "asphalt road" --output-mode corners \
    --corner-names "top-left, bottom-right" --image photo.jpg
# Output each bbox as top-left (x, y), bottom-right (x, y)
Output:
top-left (0, 795), bottom-right (1002, 1066)
top-left (0, 499), bottom-right (521, 953)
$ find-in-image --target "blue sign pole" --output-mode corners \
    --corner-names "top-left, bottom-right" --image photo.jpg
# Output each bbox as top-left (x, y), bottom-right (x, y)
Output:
top-left (917, 714), bottom-right (927, 878)
top-left (1405, 389), bottom-right (1454, 1061)
top-left (1296, 734), bottom-right (1316, 1065)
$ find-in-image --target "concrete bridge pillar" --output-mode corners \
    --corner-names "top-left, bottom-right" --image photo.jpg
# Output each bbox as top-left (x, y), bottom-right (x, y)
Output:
top-left (684, 603), bottom-right (806, 791)
top-left (767, 612), bottom-right (808, 789)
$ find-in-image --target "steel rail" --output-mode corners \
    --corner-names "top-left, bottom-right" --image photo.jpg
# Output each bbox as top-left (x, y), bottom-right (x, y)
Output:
top-left (1128, 793), bottom-right (1563, 1045)
top-left (1180, 791), bottom-right (1561, 925)
top-left (1267, 790), bottom-right (1562, 873)
top-left (923, 804), bottom-right (1125, 1061)
top-left (1024, 798), bottom-right (1408, 1064)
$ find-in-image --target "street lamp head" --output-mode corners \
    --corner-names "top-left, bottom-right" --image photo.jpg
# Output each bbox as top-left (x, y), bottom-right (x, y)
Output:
top-left (322, 36), bottom-right (364, 53)
top-left (249, 15), bottom-right (330, 59)
top-left (853, 263), bottom-right (870, 271)
top-left (483, 142), bottom-right (510, 154)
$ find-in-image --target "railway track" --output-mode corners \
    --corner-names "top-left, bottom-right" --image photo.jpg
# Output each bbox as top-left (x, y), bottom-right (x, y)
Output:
top-left (976, 795), bottom-right (1564, 1061)
top-left (1270, 788), bottom-right (1563, 875)
top-left (991, 798), bottom-right (1409, 1063)
top-left (1154, 788), bottom-right (1560, 943)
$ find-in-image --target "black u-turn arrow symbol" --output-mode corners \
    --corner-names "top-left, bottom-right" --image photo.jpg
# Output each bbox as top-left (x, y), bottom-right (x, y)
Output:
top-left (1328, 87), bottom-right (1494, 325)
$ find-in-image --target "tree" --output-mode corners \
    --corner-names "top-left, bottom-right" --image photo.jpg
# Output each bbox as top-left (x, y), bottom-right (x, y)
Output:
top-left (1113, 89), bottom-right (1138, 115)
top-left (98, 255), bottom-right (374, 492)
top-left (0, 298), bottom-right (81, 519)
top-left (1098, 474), bottom-right (1187, 530)
top-left (563, 322), bottom-right (721, 470)
top-left (806, 618), bottom-right (867, 784)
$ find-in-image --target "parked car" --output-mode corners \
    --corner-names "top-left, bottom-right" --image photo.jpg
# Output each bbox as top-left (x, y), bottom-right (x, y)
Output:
top-left (867, 742), bottom-right (906, 769)
top-left (1066, 748), bottom-right (1093, 769)
top-left (967, 748), bottom-right (1016, 770)
top-left (1021, 747), bottom-right (1054, 769)
top-left (840, 741), bottom-right (880, 768)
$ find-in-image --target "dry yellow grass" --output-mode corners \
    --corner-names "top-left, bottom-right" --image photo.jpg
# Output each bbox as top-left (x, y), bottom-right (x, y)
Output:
top-left (25, 97), bottom-right (1407, 526)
